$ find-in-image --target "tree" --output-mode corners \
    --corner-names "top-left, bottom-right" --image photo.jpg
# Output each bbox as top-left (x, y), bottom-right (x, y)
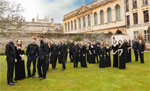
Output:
top-left (0, 0), bottom-right (24, 31)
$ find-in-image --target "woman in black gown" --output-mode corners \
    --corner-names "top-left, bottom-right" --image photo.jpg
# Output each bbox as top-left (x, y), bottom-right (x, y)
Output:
top-left (127, 40), bottom-right (132, 62)
top-left (123, 40), bottom-right (129, 63)
top-left (80, 42), bottom-right (87, 68)
top-left (105, 42), bottom-right (111, 67)
top-left (112, 40), bottom-right (119, 68)
top-left (118, 40), bottom-right (126, 69)
top-left (88, 43), bottom-right (96, 64)
top-left (99, 42), bottom-right (105, 68)
top-left (14, 40), bottom-right (26, 81)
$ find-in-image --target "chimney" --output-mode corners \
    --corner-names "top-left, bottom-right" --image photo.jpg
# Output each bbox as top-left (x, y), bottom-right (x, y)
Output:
top-left (51, 18), bottom-right (54, 26)
top-left (82, 0), bottom-right (85, 6)
top-left (32, 18), bottom-right (35, 23)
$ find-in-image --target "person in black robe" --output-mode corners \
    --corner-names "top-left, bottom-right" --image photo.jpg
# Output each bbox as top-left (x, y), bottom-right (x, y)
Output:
top-left (86, 43), bottom-right (90, 63)
top-left (14, 40), bottom-right (26, 81)
top-left (123, 40), bottom-right (129, 63)
top-left (58, 41), bottom-right (66, 71)
top-left (138, 40), bottom-right (145, 64)
top-left (79, 42), bottom-right (87, 68)
top-left (95, 40), bottom-right (100, 63)
top-left (105, 42), bottom-right (111, 67)
top-left (88, 43), bottom-right (96, 64)
top-left (26, 37), bottom-right (39, 78)
top-left (37, 36), bottom-right (47, 80)
top-left (132, 39), bottom-right (139, 62)
top-left (64, 41), bottom-right (68, 63)
top-left (127, 40), bottom-right (132, 63)
top-left (5, 37), bottom-right (17, 85)
top-left (112, 40), bottom-right (119, 68)
top-left (69, 40), bottom-right (74, 62)
top-left (50, 42), bottom-right (58, 69)
top-left (118, 40), bottom-right (126, 69)
top-left (98, 42), bottom-right (105, 68)
top-left (72, 42), bottom-right (79, 68)
top-left (45, 39), bottom-right (50, 73)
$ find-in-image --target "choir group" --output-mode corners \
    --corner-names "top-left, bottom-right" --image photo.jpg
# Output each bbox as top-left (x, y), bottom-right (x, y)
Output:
top-left (5, 36), bottom-right (145, 85)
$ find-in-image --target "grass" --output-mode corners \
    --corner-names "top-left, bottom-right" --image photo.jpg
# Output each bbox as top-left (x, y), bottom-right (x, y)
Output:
top-left (0, 52), bottom-right (150, 91)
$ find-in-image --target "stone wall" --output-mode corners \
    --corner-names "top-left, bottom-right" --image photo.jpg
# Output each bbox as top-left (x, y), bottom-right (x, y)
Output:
top-left (0, 31), bottom-right (112, 51)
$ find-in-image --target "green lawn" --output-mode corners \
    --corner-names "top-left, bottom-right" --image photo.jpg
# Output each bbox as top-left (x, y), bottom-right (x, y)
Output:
top-left (0, 52), bottom-right (150, 91)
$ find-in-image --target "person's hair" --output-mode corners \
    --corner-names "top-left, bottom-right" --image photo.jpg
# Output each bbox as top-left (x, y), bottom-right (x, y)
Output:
top-left (32, 36), bottom-right (37, 40)
top-left (16, 40), bottom-right (22, 47)
top-left (38, 35), bottom-right (44, 38)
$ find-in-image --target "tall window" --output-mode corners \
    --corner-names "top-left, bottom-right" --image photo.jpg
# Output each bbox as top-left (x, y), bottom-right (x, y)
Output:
top-left (126, 15), bottom-right (130, 26)
top-left (126, 0), bottom-right (129, 12)
top-left (74, 19), bottom-right (77, 30)
top-left (143, 0), bottom-right (148, 5)
top-left (79, 18), bottom-right (81, 29)
top-left (83, 16), bottom-right (86, 27)
top-left (68, 22), bottom-right (70, 31)
top-left (133, 0), bottom-right (137, 8)
top-left (116, 5), bottom-right (120, 21)
top-left (133, 13), bottom-right (138, 24)
top-left (144, 30), bottom-right (150, 43)
top-left (100, 10), bottom-right (104, 24)
top-left (134, 31), bottom-right (139, 39)
top-left (107, 8), bottom-right (112, 23)
top-left (88, 15), bottom-right (91, 26)
top-left (65, 23), bottom-right (67, 31)
top-left (71, 21), bottom-right (73, 30)
top-left (94, 12), bottom-right (98, 25)
top-left (143, 10), bottom-right (149, 23)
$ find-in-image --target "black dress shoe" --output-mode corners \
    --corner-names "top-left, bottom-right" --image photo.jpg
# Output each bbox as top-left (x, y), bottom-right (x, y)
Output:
top-left (32, 76), bottom-right (37, 78)
top-left (8, 82), bottom-right (14, 85)
top-left (61, 69), bottom-right (65, 71)
top-left (39, 77), bottom-right (45, 80)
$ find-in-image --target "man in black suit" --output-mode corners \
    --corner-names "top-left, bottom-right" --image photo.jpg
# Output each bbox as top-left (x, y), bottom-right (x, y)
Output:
top-left (138, 40), bottom-right (145, 64)
top-left (69, 40), bottom-right (74, 62)
top-left (26, 37), bottom-right (39, 78)
top-left (5, 37), bottom-right (17, 85)
top-left (51, 42), bottom-right (58, 69)
top-left (132, 39), bottom-right (139, 62)
top-left (37, 36), bottom-right (47, 80)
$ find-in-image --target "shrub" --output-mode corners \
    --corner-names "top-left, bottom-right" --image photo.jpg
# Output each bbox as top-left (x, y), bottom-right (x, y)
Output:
top-left (72, 35), bottom-right (83, 41)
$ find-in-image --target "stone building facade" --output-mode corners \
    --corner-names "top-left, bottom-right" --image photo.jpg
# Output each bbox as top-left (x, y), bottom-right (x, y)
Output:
top-left (22, 16), bottom-right (63, 33)
top-left (63, 0), bottom-right (126, 34)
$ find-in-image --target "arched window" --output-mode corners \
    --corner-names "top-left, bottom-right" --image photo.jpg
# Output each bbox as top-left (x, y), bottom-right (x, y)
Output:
top-left (83, 16), bottom-right (86, 27)
top-left (116, 5), bottom-right (120, 21)
top-left (65, 23), bottom-right (67, 31)
top-left (107, 8), bottom-right (112, 23)
top-left (71, 21), bottom-right (73, 30)
top-left (100, 10), bottom-right (104, 24)
top-left (88, 15), bottom-right (91, 26)
top-left (74, 19), bottom-right (77, 30)
top-left (68, 22), bottom-right (70, 31)
top-left (94, 12), bottom-right (98, 25)
top-left (79, 18), bottom-right (81, 29)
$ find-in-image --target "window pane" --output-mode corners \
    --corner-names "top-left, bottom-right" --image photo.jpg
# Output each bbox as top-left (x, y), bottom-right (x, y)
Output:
top-left (116, 5), bottom-right (120, 21)
top-left (107, 8), bottom-right (112, 23)
top-left (94, 12), bottom-right (98, 25)
top-left (100, 10), bottom-right (104, 24)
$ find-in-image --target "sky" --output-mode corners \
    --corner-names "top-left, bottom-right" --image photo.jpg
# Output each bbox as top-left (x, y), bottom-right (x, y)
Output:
top-left (8, 0), bottom-right (95, 23)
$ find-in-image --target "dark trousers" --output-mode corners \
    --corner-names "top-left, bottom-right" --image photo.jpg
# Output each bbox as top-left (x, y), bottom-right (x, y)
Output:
top-left (45, 55), bottom-right (50, 72)
top-left (95, 54), bottom-right (99, 63)
top-left (37, 57), bottom-right (46, 78)
top-left (62, 54), bottom-right (66, 69)
top-left (73, 56), bottom-right (78, 68)
top-left (134, 50), bottom-right (138, 61)
top-left (69, 52), bottom-right (73, 62)
top-left (52, 54), bottom-right (57, 69)
top-left (6, 59), bottom-right (15, 84)
top-left (27, 56), bottom-right (37, 76)
top-left (139, 52), bottom-right (144, 63)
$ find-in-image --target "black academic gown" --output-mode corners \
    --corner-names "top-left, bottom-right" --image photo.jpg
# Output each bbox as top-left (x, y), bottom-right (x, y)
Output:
top-left (14, 48), bottom-right (26, 80)
top-left (99, 47), bottom-right (105, 68)
top-left (123, 42), bottom-right (128, 63)
top-left (112, 44), bottom-right (119, 68)
top-left (88, 46), bottom-right (96, 64)
top-left (80, 46), bottom-right (87, 68)
top-left (127, 44), bottom-right (132, 63)
top-left (105, 47), bottom-right (111, 67)
top-left (119, 44), bottom-right (126, 69)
